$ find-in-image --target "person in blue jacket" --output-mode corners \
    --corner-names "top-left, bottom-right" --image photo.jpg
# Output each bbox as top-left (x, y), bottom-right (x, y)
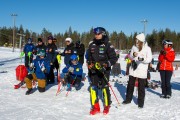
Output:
top-left (24, 50), bottom-right (50, 95)
top-left (62, 54), bottom-right (83, 90)
top-left (22, 38), bottom-right (35, 69)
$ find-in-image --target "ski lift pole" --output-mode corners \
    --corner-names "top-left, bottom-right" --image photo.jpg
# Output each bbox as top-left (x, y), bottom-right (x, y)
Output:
top-left (95, 62), bottom-right (120, 106)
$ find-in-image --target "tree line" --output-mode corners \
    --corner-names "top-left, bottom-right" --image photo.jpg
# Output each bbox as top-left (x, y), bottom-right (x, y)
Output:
top-left (0, 25), bottom-right (180, 53)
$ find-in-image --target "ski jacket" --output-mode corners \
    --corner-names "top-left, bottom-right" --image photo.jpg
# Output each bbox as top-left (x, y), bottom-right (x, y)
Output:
top-left (61, 43), bottom-right (75, 65)
top-left (129, 43), bottom-right (152, 79)
top-left (158, 47), bottom-right (175, 71)
top-left (23, 43), bottom-right (35, 55)
top-left (74, 44), bottom-right (85, 64)
top-left (88, 37), bottom-right (118, 70)
top-left (33, 58), bottom-right (50, 79)
top-left (46, 43), bottom-right (57, 63)
top-left (34, 43), bottom-right (46, 55)
top-left (62, 63), bottom-right (83, 79)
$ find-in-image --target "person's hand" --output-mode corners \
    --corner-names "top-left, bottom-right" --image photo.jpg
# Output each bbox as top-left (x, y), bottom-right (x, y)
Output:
top-left (160, 50), bottom-right (166, 55)
top-left (68, 67), bottom-right (74, 73)
top-left (133, 52), bottom-right (138, 57)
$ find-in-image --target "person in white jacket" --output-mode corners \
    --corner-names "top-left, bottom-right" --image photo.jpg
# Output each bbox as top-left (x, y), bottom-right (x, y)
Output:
top-left (122, 33), bottom-right (152, 108)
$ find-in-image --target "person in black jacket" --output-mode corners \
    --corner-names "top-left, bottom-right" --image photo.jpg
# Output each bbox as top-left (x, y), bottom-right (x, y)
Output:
top-left (34, 38), bottom-right (46, 57)
top-left (88, 27), bottom-right (118, 115)
top-left (46, 35), bottom-right (57, 84)
top-left (61, 37), bottom-right (74, 66)
top-left (74, 40), bottom-right (85, 65)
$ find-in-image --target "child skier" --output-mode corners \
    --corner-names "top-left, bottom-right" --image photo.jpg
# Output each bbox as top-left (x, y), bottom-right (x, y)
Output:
top-left (62, 54), bottom-right (83, 90)
top-left (24, 50), bottom-right (50, 95)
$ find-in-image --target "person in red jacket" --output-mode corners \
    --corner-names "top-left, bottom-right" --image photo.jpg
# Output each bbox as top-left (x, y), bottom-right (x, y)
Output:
top-left (158, 39), bottom-right (175, 99)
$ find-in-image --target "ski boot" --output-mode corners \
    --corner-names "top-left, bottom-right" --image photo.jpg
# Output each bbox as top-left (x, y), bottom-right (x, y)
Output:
top-left (122, 100), bottom-right (131, 104)
top-left (75, 83), bottom-right (80, 90)
top-left (160, 94), bottom-right (166, 98)
top-left (66, 83), bottom-right (71, 91)
top-left (103, 105), bottom-right (110, 115)
top-left (166, 95), bottom-right (171, 99)
top-left (90, 103), bottom-right (100, 115)
top-left (25, 88), bottom-right (33, 95)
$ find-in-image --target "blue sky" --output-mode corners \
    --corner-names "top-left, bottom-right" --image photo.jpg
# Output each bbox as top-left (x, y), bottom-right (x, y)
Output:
top-left (0, 0), bottom-right (180, 35)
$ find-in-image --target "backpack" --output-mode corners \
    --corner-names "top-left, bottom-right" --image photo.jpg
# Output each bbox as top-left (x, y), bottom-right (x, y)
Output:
top-left (15, 65), bottom-right (28, 81)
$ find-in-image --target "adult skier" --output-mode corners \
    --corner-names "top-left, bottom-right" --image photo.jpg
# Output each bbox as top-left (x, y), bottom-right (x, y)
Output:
top-left (87, 27), bottom-right (117, 115)
top-left (158, 39), bottom-right (175, 98)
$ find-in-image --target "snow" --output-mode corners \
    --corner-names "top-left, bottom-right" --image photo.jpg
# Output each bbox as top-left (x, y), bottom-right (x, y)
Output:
top-left (0, 47), bottom-right (180, 120)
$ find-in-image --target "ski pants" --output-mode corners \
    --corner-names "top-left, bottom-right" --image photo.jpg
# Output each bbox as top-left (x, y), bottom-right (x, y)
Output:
top-left (89, 70), bottom-right (111, 107)
top-left (25, 55), bottom-right (33, 68)
top-left (159, 70), bottom-right (173, 96)
top-left (46, 64), bottom-right (55, 84)
top-left (126, 75), bottom-right (146, 107)
top-left (64, 74), bottom-right (81, 85)
top-left (90, 85), bottom-right (111, 107)
top-left (25, 73), bottom-right (46, 92)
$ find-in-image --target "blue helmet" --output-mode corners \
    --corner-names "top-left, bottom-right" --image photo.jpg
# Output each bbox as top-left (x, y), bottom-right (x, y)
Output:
top-left (93, 27), bottom-right (106, 36)
top-left (70, 54), bottom-right (78, 61)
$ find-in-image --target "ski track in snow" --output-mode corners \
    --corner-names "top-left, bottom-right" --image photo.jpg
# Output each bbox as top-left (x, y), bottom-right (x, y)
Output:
top-left (0, 47), bottom-right (180, 120)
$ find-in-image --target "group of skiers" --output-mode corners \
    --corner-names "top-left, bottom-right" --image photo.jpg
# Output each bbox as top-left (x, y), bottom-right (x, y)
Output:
top-left (20, 27), bottom-right (175, 115)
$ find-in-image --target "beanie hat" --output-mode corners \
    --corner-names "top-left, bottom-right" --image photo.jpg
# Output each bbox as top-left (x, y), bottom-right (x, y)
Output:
top-left (136, 33), bottom-right (145, 42)
top-left (65, 37), bottom-right (72, 43)
top-left (38, 38), bottom-right (43, 42)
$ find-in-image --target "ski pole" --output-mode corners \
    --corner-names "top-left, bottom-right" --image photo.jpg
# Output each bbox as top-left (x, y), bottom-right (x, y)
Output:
top-left (95, 62), bottom-right (120, 106)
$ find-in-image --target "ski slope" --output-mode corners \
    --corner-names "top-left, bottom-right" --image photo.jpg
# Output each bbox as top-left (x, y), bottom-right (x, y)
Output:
top-left (0, 47), bottom-right (180, 120)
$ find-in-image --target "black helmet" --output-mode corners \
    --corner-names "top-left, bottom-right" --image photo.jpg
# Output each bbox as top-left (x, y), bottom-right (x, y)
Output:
top-left (93, 27), bottom-right (106, 36)
top-left (162, 39), bottom-right (173, 45)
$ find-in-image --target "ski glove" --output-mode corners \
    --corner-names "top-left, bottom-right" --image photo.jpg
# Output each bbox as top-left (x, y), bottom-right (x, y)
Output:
top-left (28, 52), bottom-right (32, 57)
top-left (41, 66), bottom-right (46, 72)
top-left (102, 61), bottom-right (111, 68)
top-left (160, 50), bottom-right (166, 55)
top-left (20, 52), bottom-right (25, 57)
top-left (138, 57), bottom-right (144, 61)
top-left (131, 60), bottom-right (137, 70)
top-left (68, 67), bottom-right (74, 73)
top-left (87, 61), bottom-right (95, 70)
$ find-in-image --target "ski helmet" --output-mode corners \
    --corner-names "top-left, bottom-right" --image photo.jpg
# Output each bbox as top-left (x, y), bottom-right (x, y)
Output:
top-left (37, 49), bottom-right (45, 57)
top-left (93, 27), bottom-right (107, 36)
top-left (162, 39), bottom-right (173, 45)
top-left (70, 54), bottom-right (78, 61)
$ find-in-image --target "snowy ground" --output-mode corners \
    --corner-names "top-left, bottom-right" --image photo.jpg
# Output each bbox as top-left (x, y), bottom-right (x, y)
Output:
top-left (0, 47), bottom-right (180, 120)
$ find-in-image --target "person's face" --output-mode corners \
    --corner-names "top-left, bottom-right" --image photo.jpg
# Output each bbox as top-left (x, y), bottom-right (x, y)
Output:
top-left (163, 43), bottom-right (168, 48)
top-left (65, 41), bottom-right (70, 45)
top-left (95, 33), bottom-right (103, 40)
top-left (38, 41), bottom-right (42, 45)
top-left (48, 39), bottom-right (53, 44)
top-left (71, 60), bottom-right (78, 65)
top-left (136, 39), bottom-right (143, 49)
